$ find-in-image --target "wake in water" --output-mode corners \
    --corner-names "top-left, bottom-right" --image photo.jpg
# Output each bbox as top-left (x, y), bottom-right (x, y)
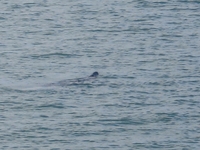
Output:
top-left (0, 72), bottom-right (99, 92)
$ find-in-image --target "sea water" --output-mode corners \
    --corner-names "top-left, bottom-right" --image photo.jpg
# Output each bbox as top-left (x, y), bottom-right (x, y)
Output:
top-left (0, 0), bottom-right (200, 149)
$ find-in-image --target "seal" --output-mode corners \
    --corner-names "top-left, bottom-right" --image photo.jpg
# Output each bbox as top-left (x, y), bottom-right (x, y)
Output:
top-left (45, 71), bottom-right (99, 87)
top-left (89, 71), bottom-right (99, 77)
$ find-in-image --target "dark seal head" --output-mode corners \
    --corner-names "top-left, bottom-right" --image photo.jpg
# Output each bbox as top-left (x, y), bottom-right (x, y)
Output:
top-left (89, 72), bottom-right (99, 77)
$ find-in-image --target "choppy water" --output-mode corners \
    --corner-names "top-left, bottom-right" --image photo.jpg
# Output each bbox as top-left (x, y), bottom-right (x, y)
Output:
top-left (0, 0), bottom-right (200, 149)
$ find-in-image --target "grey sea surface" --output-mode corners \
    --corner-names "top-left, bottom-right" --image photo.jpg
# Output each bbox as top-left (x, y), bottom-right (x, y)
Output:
top-left (0, 0), bottom-right (200, 149)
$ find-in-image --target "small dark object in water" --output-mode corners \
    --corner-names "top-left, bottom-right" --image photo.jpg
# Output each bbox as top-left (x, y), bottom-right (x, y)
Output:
top-left (44, 71), bottom-right (99, 87)
top-left (89, 72), bottom-right (99, 77)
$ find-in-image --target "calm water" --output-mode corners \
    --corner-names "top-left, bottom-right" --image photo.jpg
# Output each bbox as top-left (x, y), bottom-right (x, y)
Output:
top-left (0, 0), bottom-right (200, 149)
